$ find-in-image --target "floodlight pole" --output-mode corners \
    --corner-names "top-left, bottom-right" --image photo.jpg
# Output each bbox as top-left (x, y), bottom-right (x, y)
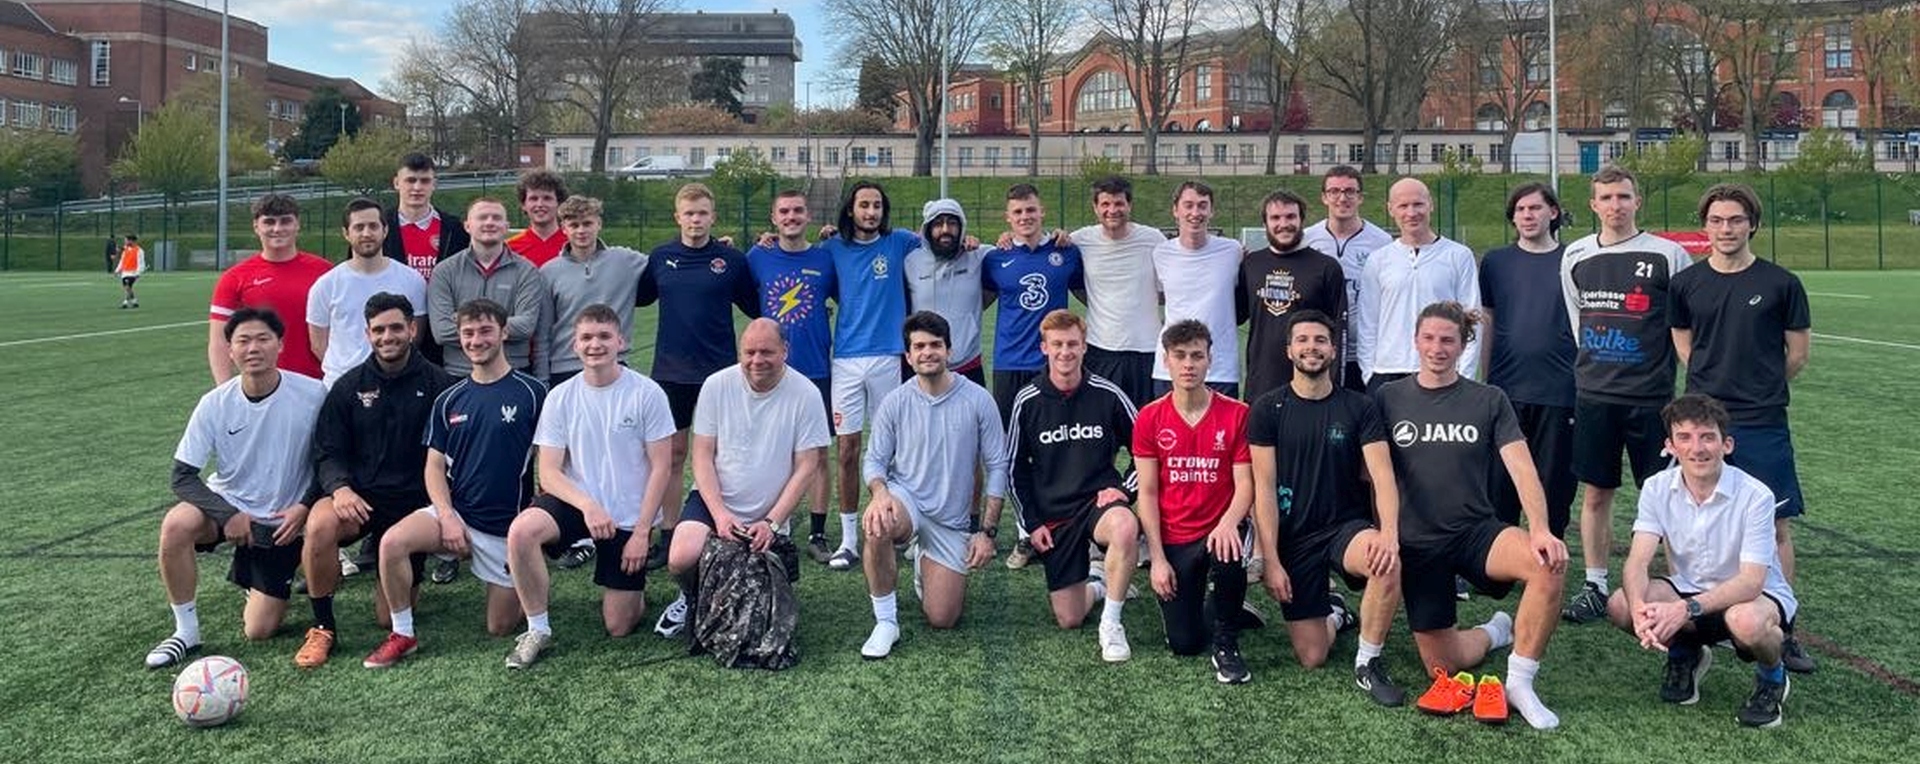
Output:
top-left (938, 0), bottom-right (951, 197)
top-left (216, 0), bottom-right (230, 268)
top-left (1547, 0), bottom-right (1560, 193)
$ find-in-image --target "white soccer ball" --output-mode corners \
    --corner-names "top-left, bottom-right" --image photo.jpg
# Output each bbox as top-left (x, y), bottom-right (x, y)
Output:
top-left (171, 656), bottom-right (249, 728)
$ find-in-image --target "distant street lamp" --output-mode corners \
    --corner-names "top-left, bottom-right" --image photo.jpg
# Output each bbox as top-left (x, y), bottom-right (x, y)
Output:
top-left (338, 102), bottom-right (347, 136)
top-left (117, 95), bottom-right (142, 132)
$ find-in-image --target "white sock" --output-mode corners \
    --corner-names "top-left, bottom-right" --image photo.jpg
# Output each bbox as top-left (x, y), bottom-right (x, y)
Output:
top-left (1479, 611), bottom-right (1515, 651)
top-left (1088, 579), bottom-right (1109, 603)
top-left (170, 601), bottom-right (201, 644)
top-left (1585, 568), bottom-right (1608, 590)
top-left (1101, 596), bottom-right (1125, 626)
top-left (1355, 638), bottom-right (1383, 669)
top-left (1506, 654), bottom-right (1560, 730)
top-left (390, 607), bottom-right (415, 638)
top-left (871, 592), bottom-right (898, 625)
top-left (839, 512), bottom-right (860, 551)
top-left (526, 611), bottom-right (551, 635)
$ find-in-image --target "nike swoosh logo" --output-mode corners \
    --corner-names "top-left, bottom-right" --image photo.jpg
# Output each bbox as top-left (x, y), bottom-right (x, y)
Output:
top-left (999, 260), bottom-right (1015, 268)
top-left (227, 427), bottom-right (246, 435)
top-left (1774, 498), bottom-right (1791, 509)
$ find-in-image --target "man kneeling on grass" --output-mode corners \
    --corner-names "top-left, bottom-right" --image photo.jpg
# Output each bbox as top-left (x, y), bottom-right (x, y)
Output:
top-left (1606, 393), bottom-right (1799, 728)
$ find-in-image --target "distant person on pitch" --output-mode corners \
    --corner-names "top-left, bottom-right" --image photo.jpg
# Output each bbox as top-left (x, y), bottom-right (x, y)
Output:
top-left (116, 233), bottom-right (147, 309)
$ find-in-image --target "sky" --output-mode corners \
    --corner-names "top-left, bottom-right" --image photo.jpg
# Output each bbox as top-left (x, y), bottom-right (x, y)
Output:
top-left (219, 0), bottom-right (844, 105)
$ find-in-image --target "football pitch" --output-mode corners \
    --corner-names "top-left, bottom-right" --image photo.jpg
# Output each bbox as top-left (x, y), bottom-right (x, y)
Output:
top-left (0, 269), bottom-right (1915, 762)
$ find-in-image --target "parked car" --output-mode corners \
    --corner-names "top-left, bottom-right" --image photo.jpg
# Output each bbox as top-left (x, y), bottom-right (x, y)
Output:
top-left (612, 155), bottom-right (718, 178)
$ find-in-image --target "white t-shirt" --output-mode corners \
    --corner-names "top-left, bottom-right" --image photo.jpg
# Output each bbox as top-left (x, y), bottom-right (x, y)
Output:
top-left (692, 365), bottom-right (832, 522)
top-left (1632, 464), bottom-right (1798, 620)
top-left (1071, 223), bottom-right (1167, 353)
top-left (304, 258), bottom-right (429, 386)
top-left (533, 368), bottom-right (677, 529)
top-left (174, 373), bottom-right (328, 524)
top-left (1151, 234), bottom-right (1243, 383)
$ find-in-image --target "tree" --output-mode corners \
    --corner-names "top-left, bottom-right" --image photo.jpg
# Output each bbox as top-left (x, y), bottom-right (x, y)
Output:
top-left (385, 49), bottom-right (467, 166)
top-left (1690, 0), bottom-right (1807, 171)
top-left (1854, 8), bottom-right (1917, 162)
top-left (1619, 132), bottom-right (1704, 200)
top-left (1778, 129), bottom-right (1872, 227)
top-left (322, 127), bottom-right (422, 196)
top-left (1559, 0), bottom-right (1669, 136)
top-left (690, 57), bottom-right (747, 117)
top-left (533, 0), bottom-right (675, 173)
top-left (409, 0), bottom-right (551, 167)
top-left (710, 147), bottom-right (781, 190)
top-left (637, 103), bottom-right (747, 134)
top-left (763, 107), bottom-right (896, 135)
top-left (855, 56), bottom-right (900, 120)
top-left (1458, 0), bottom-right (1553, 172)
top-left (824, 0), bottom-right (991, 176)
top-left (0, 130), bottom-right (80, 209)
top-left (985, 0), bottom-right (1081, 175)
top-left (1235, 0), bottom-right (1317, 175)
top-left (1311, 0), bottom-right (1471, 174)
top-left (114, 100), bottom-right (218, 237)
top-left (281, 87), bottom-right (362, 162)
top-left (170, 75), bottom-right (270, 147)
top-left (1095, 0), bottom-right (1202, 176)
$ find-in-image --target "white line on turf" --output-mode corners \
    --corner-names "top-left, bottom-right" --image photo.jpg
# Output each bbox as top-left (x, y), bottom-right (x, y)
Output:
top-left (1807, 292), bottom-right (1872, 300)
top-left (11, 282), bottom-right (93, 289)
top-left (1813, 332), bottom-right (1920, 351)
top-left (0, 320), bottom-right (203, 348)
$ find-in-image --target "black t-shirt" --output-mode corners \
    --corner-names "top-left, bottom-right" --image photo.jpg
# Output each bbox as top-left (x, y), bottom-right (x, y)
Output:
top-left (1373, 376), bottom-right (1524, 546)
top-left (1236, 246), bottom-right (1348, 403)
top-left (1479, 244), bottom-right (1575, 408)
top-left (1669, 258), bottom-right (1810, 426)
top-left (1247, 386), bottom-right (1384, 547)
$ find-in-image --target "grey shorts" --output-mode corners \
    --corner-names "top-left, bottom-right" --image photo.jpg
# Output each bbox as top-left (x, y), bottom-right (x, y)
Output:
top-left (895, 491), bottom-right (972, 578)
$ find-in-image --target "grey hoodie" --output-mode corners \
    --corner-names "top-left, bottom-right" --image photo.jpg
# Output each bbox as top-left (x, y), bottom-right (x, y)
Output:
top-left (904, 198), bottom-right (992, 369)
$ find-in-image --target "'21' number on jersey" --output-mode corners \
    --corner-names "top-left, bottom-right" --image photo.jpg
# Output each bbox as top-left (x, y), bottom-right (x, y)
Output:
top-left (1634, 261), bottom-right (1654, 279)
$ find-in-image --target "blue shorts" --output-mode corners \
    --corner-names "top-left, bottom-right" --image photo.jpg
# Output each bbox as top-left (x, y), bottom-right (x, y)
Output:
top-left (1727, 423), bottom-right (1804, 519)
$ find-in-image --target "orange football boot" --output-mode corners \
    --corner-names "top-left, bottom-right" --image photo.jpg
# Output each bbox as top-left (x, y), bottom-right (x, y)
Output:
top-left (1472, 675), bottom-right (1509, 724)
top-left (1417, 667), bottom-right (1477, 715)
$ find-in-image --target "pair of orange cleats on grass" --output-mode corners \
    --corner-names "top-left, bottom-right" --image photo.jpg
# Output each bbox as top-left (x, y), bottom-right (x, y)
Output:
top-left (1417, 667), bottom-right (1507, 724)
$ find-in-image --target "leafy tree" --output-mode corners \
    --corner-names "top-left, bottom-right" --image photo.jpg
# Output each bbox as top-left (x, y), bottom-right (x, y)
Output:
top-left (763, 107), bottom-right (895, 135)
top-left (690, 57), bottom-right (747, 117)
top-left (1778, 129), bottom-right (1872, 226)
top-left (1620, 132), bottom-right (1705, 200)
top-left (855, 56), bottom-right (899, 120)
top-left (114, 102), bottom-right (218, 203)
top-left (322, 127), bottom-right (422, 195)
top-left (281, 87), bottom-right (362, 161)
top-left (710, 147), bottom-right (781, 190)
top-left (0, 129), bottom-right (80, 208)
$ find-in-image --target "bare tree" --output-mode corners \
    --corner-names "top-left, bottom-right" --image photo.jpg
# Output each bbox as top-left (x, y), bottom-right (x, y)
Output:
top-left (1096, 0), bottom-right (1202, 175)
top-left (531, 0), bottom-right (675, 173)
top-left (824, 0), bottom-right (992, 176)
top-left (1559, 0), bottom-right (1668, 137)
top-left (384, 50), bottom-right (466, 165)
top-left (1454, 0), bottom-right (1553, 171)
top-left (1311, 0), bottom-right (1469, 174)
top-left (408, 0), bottom-right (549, 167)
top-left (1854, 7), bottom-right (1917, 162)
top-left (984, 0), bottom-right (1082, 176)
top-left (1235, 0), bottom-right (1317, 175)
top-left (1690, 0), bottom-right (1807, 171)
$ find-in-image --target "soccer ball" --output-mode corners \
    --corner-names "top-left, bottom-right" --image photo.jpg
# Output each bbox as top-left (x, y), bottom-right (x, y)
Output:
top-left (171, 656), bottom-right (249, 728)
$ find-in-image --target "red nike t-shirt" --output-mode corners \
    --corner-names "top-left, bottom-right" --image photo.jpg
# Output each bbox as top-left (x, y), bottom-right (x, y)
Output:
top-left (210, 251), bottom-right (333, 379)
top-left (507, 227), bottom-right (567, 267)
top-left (1131, 391), bottom-right (1252, 545)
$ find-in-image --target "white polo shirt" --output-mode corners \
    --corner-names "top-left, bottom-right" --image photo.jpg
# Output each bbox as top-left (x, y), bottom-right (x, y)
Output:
top-left (1353, 235), bottom-right (1480, 381)
top-left (1632, 464), bottom-right (1798, 621)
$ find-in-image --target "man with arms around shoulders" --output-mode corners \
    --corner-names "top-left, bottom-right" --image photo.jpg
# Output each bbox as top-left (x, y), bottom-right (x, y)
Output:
top-left (1150, 181), bottom-right (1242, 399)
top-left (307, 198), bottom-right (429, 387)
top-left (208, 193), bottom-right (332, 384)
top-left (1067, 175), bottom-right (1165, 411)
top-left (507, 170), bottom-right (570, 267)
top-left (1237, 188), bottom-right (1347, 403)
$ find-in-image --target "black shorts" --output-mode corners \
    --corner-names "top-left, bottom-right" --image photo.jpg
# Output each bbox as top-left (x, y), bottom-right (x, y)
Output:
top-left (1276, 518), bottom-right (1373, 621)
top-left (1036, 502), bottom-right (1125, 592)
top-left (675, 489), bottom-right (800, 583)
top-left (809, 375), bottom-right (833, 433)
top-left (194, 521), bottom-right (303, 601)
top-left (659, 380), bottom-right (702, 431)
top-left (121, 276), bottom-right (138, 288)
top-left (1571, 397), bottom-right (1668, 489)
top-left (529, 495), bottom-right (646, 591)
top-left (1401, 518), bottom-right (1515, 632)
top-left (1725, 423), bottom-right (1804, 519)
top-left (992, 369), bottom-right (1043, 427)
top-left (1158, 538), bottom-right (1249, 655)
top-left (1492, 401), bottom-right (1576, 537)
top-left (333, 490), bottom-right (424, 558)
top-left (1083, 345), bottom-right (1155, 409)
top-left (1654, 577), bottom-right (1789, 662)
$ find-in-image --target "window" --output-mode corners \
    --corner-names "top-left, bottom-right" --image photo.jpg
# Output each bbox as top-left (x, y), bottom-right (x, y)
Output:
top-left (1012, 145), bottom-right (1028, 163)
top-left (1292, 143), bottom-right (1309, 166)
top-left (1185, 143), bottom-right (1201, 164)
top-left (186, 53), bottom-right (197, 71)
top-left (1165, 67), bottom-right (1180, 106)
top-left (12, 100), bottom-right (42, 129)
top-left (689, 147), bottom-right (706, 166)
top-left (1522, 101), bottom-right (1550, 130)
top-left (1195, 65), bottom-right (1213, 102)
top-left (1478, 43), bottom-right (1500, 88)
top-left (1430, 143), bottom-right (1446, 163)
top-left (1403, 143), bottom-right (1419, 165)
top-left (989, 94), bottom-right (1002, 111)
top-left (825, 147), bottom-right (840, 166)
top-left (91, 41), bottom-right (110, 86)
top-left (1348, 143), bottom-right (1365, 162)
top-left (1489, 143), bottom-right (1509, 164)
top-left (1212, 144), bottom-right (1227, 165)
top-left (1103, 144), bottom-right (1119, 159)
top-left (48, 59), bottom-right (77, 85)
top-left (770, 147), bottom-right (787, 163)
top-left (1722, 140), bottom-right (1741, 161)
top-left (1244, 143), bottom-right (1260, 164)
top-left (1824, 23), bottom-right (1854, 73)
top-left (1822, 90), bottom-right (1858, 128)
top-left (553, 147), bottom-right (570, 168)
top-left (12, 51), bottom-right (44, 79)
top-left (1524, 34), bottom-right (1549, 86)
top-left (50, 103), bottom-right (75, 134)
top-left (958, 146), bottom-right (973, 168)
top-left (878, 147), bottom-right (894, 166)
top-left (1457, 144), bottom-right (1476, 160)
top-left (1075, 69), bottom-right (1133, 114)
top-left (1227, 72), bottom-right (1247, 104)
top-left (1320, 143), bottom-right (1336, 163)
top-left (607, 147), bottom-right (623, 167)
top-left (796, 146), bottom-right (810, 166)
top-left (985, 146), bottom-right (1000, 168)
top-left (1607, 141), bottom-right (1627, 159)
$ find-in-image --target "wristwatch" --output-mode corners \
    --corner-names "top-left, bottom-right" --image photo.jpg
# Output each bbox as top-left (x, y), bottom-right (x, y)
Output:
top-left (1684, 598), bottom-right (1703, 621)
top-left (981, 526), bottom-right (998, 540)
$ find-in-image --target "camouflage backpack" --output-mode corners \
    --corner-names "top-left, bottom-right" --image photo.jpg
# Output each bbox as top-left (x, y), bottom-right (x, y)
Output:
top-left (692, 535), bottom-right (799, 670)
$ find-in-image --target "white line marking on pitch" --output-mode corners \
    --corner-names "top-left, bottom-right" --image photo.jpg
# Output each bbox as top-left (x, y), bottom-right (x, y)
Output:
top-left (9, 282), bottom-right (93, 289)
top-left (1814, 332), bottom-right (1920, 351)
top-left (0, 320), bottom-right (202, 348)
top-left (1807, 292), bottom-right (1872, 300)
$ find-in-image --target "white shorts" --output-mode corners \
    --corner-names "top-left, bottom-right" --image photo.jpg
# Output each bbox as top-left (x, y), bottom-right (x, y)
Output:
top-left (831, 356), bottom-right (900, 435)
top-left (416, 506), bottom-right (513, 589)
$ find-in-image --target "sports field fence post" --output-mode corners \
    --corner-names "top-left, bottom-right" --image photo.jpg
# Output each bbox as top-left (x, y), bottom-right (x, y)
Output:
top-left (1767, 175), bottom-right (1778, 261)
top-left (55, 206), bottom-right (64, 270)
top-left (2, 205), bottom-right (11, 271)
top-left (1874, 174), bottom-right (1884, 269)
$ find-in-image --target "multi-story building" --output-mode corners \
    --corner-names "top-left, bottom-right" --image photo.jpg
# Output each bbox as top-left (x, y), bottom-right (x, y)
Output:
top-left (4, 0), bottom-right (399, 194)
top-left (648, 11), bottom-right (801, 116)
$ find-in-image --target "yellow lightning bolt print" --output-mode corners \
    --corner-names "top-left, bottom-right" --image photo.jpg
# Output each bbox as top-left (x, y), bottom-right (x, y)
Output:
top-left (777, 283), bottom-right (804, 317)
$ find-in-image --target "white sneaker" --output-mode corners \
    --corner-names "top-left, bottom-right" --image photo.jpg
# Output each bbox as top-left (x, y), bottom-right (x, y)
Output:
top-left (861, 621), bottom-right (900, 660)
top-left (338, 548), bottom-right (360, 578)
top-left (827, 547), bottom-right (860, 570)
top-left (1098, 620), bottom-right (1131, 663)
top-left (653, 594), bottom-right (688, 638)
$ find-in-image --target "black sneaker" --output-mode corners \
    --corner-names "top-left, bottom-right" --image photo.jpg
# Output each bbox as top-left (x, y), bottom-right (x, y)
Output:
top-left (1660, 646), bottom-right (1713, 705)
top-left (430, 556), bottom-right (460, 584)
top-left (1561, 581), bottom-right (1609, 624)
top-left (1455, 576), bottom-right (1471, 601)
top-left (807, 534), bottom-right (833, 564)
top-left (1781, 635), bottom-right (1816, 674)
top-left (644, 538), bottom-right (669, 571)
top-left (1329, 592), bottom-right (1358, 634)
top-left (557, 544), bottom-right (595, 570)
top-left (1354, 656), bottom-right (1406, 707)
top-left (1211, 642), bottom-right (1251, 684)
top-left (1736, 673), bottom-right (1790, 728)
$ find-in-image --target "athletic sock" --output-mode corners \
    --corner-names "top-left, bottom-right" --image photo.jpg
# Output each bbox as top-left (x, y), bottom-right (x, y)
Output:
top-left (1101, 596), bottom-right (1125, 627)
top-left (871, 592), bottom-right (898, 625)
top-left (1325, 600), bottom-right (1348, 635)
top-left (170, 601), bottom-right (201, 644)
top-left (810, 512), bottom-right (828, 538)
top-left (1585, 568), bottom-right (1609, 591)
top-left (839, 512), bottom-right (860, 551)
top-left (1757, 661), bottom-right (1786, 685)
top-left (527, 611), bottom-right (551, 635)
top-left (390, 607), bottom-right (415, 638)
top-left (1088, 579), bottom-right (1109, 603)
top-left (1505, 655), bottom-right (1559, 730)
top-left (1479, 611), bottom-right (1515, 651)
top-left (310, 595), bottom-right (336, 632)
top-left (1355, 638), bottom-right (1383, 670)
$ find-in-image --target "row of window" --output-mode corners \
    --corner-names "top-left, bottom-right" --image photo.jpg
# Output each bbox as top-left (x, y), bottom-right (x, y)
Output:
top-left (2, 49), bottom-right (81, 85)
top-left (0, 98), bottom-right (79, 133)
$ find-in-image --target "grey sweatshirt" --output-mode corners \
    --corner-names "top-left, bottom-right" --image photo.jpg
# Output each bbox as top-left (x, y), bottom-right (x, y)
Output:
top-left (540, 242), bottom-right (648, 375)
top-left (428, 247), bottom-right (552, 378)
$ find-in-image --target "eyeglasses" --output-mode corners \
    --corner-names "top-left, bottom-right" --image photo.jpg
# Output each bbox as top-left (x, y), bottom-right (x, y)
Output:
top-left (1322, 189), bottom-right (1361, 198)
top-left (1704, 215), bottom-right (1750, 228)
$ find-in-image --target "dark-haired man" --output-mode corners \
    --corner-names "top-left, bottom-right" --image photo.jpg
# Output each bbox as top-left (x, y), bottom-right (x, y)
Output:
top-left (1238, 188), bottom-right (1346, 403)
top-left (209, 194), bottom-right (332, 383)
top-left (308, 198), bottom-right (429, 387)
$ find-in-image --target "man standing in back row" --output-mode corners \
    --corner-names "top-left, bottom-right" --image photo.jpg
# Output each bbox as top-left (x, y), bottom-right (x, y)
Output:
top-left (1302, 166), bottom-right (1393, 392)
top-left (1238, 188), bottom-right (1347, 403)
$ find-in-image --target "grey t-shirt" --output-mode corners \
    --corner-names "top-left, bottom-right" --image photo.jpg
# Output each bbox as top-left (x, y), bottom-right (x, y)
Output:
top-left (862, 376), bottom-right (1009, 530)
top-left (1373, 376), bottom-right (1524, 546)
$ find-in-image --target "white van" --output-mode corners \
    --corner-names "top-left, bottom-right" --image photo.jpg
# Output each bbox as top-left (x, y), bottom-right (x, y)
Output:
top-left (612, 155), bottom-right (720, 178)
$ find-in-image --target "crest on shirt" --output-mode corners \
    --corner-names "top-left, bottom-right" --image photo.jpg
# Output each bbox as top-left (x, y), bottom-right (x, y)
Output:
top-left (429, 234), bottom-right (441, 251)
top-left (501, 405), bottom-right (519, 423)
top-left (1212, 429), bottom-right (1227, 452)
top-left (356, 389), bottom-right (381, 408)
top-left (1047, 251), bottom-right (1064, 267)
top-left (871, 255), bottom-right (889, 278)
top-left (1258, 270), bottom-right (1297, 316)
top-left (710, 258), bottom-right (728, 274)
top-left (1155, 428), bottom-right (1180, 452)
top-left (1327, 424), bottom-right (1348, 446)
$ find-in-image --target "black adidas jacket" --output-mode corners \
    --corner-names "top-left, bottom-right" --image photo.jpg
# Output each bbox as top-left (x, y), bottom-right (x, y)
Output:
top-left (1006, 373), bottom-right (1138, 532)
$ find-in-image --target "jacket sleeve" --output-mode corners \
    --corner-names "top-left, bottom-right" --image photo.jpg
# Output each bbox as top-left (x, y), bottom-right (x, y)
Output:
top-left (1006, 396), bottom-right (1040, 533)
top-left (311, 382), bottom-right (356, 493)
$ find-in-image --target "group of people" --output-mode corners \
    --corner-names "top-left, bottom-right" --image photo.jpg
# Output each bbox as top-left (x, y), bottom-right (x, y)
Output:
top-left (140, 152), bottom-right (1814, 731)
